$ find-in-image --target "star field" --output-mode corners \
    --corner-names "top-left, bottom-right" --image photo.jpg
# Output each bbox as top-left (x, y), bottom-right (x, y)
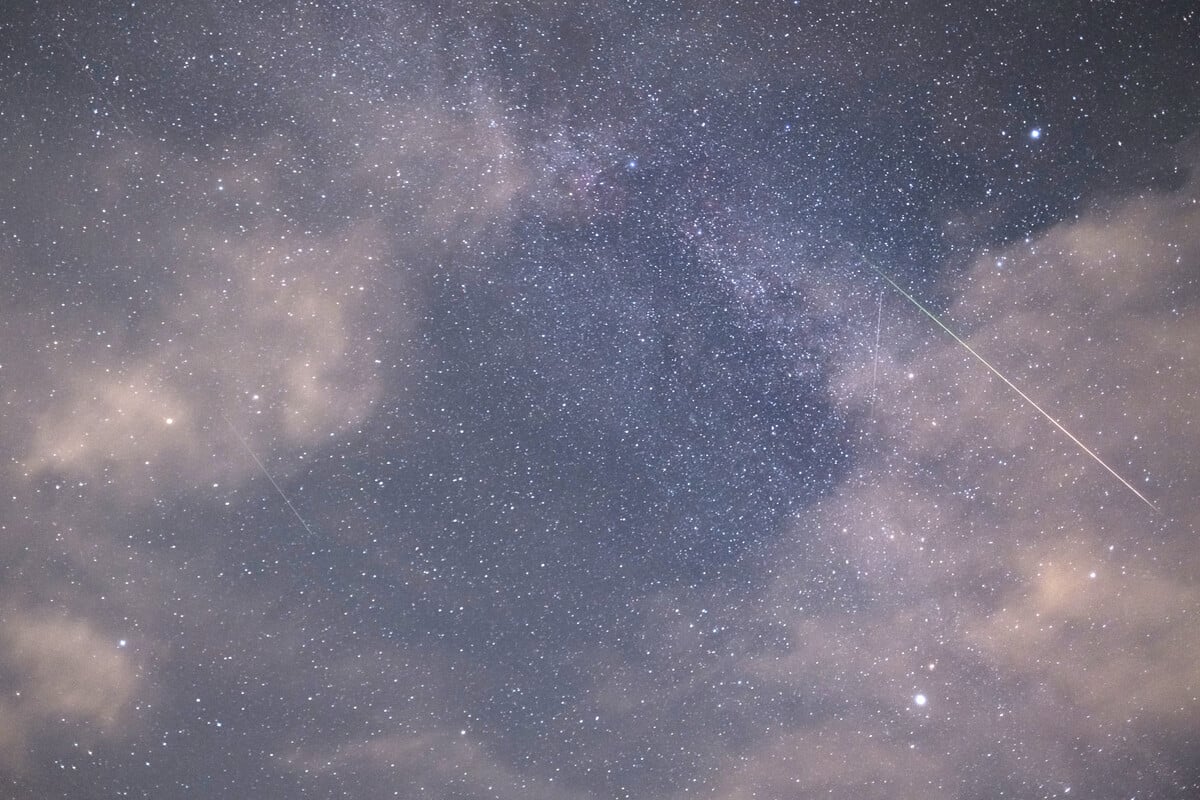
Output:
top-left (1, 2), bottom-right (1199, 798)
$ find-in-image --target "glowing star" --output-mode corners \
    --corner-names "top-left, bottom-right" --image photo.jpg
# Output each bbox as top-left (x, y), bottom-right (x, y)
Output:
top-left (164, 417), bottom-right (174, 425)
top-left (1029, 128), bottom-right (1042, 140)
top-left (118, 639), bottom-right (127, 648)
top-left (914, 693), bottom-right (927, 707)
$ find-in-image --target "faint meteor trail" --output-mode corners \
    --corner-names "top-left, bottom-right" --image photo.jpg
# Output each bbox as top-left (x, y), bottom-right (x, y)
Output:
top-left (221, 412), bottom-right (321, 536)
top-left (869, 292), bottom-right (884, 406)
top-left (870, 265), bottom-right (1158, 512)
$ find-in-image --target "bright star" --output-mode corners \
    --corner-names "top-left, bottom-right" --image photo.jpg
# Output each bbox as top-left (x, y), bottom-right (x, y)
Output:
top-left (914, 693), bottom-right (927, 706)
top-left (1029, 128), bottom-right (1042, 140)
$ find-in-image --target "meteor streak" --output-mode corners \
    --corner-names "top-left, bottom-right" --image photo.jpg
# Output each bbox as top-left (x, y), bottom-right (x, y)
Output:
top-left (870, 265), bottom-right (1157, 512)
top-left (869, 291), bottom-right (884, 406)
top-left (222, 412), bottom-right (321, 536)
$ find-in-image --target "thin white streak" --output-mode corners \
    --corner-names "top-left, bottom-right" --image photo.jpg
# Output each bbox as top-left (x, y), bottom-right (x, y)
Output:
top-left (221, 413), bottom-right (321, 537)
top-left (871, 265), bottom-right (1157, 512)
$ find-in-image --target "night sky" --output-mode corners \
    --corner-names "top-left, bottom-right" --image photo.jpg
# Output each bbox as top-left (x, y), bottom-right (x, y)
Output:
top-left (3, 2), bottom-right (1200, 798)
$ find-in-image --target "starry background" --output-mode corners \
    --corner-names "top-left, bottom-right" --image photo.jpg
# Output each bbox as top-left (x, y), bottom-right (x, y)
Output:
top-left (2, 1), bottom-right (1199, 798)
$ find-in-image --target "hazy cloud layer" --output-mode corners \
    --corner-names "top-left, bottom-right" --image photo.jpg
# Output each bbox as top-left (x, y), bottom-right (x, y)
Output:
top-left (690, 146), bottom-right (1200, 797)
top-left (0, 611), bottom-right (139, 767)
top-left (2, 3), bottom-right (1197, 799)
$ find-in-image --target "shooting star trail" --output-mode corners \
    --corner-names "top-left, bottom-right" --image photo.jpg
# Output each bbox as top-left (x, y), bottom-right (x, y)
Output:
top-left (53, 12), bottom-right (325, 531)
top-left (869, 291), bottom-right (884, 406)
top-left (870, 265), bottom-right (1158, 512)
top-left (221, 412), bottom-right (321, 536)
